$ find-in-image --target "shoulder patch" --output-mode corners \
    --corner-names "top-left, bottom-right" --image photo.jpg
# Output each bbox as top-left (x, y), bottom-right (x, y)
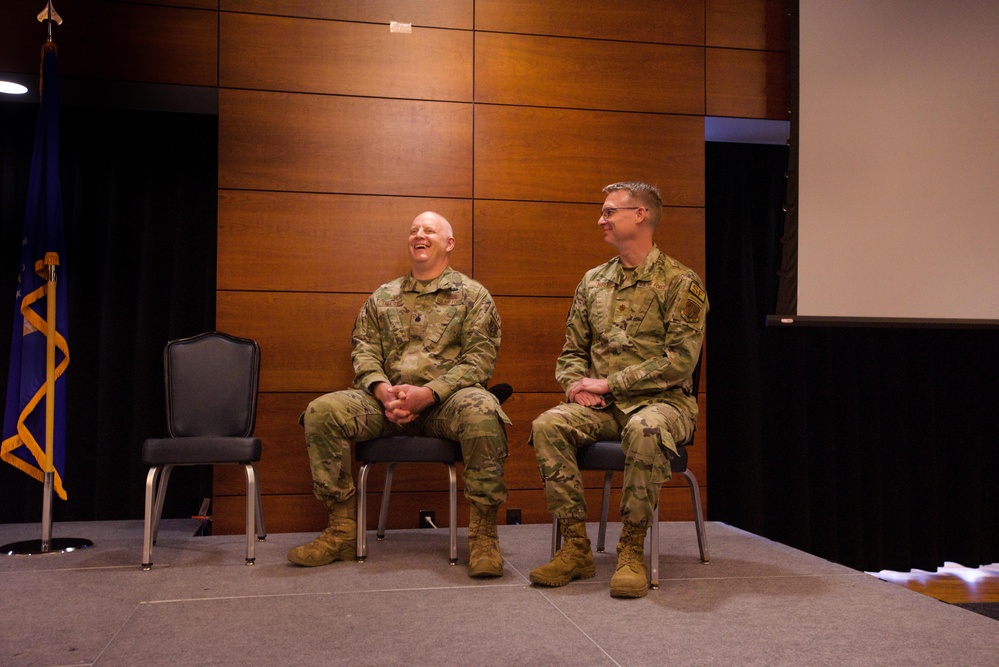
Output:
top-left (688, 282), bottom-right (706, 303)
top-left (682, 299), bottom-right (702, 323)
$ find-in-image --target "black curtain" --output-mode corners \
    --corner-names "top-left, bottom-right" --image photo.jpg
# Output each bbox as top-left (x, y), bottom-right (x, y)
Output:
top-left (0, 101), bottom-right (217, 523)
top-left (706, 141), bottom-right (999, 572)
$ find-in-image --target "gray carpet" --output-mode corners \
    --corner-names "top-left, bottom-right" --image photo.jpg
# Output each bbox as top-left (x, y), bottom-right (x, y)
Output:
top-left (0, 519), bottom-right (995, 666)
top-left (955, 602), bottom-right (999, 622)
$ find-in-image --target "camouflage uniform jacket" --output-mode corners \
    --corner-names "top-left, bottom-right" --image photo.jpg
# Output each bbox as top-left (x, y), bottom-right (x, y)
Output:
top-left (556, 245), bottom-right (708, 420)
top-left (351, 266), bottom-right (502, 403)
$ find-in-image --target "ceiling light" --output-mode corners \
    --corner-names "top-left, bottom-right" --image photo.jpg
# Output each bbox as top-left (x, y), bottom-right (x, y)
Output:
top-left (0, 81), bottom-right (29, 95)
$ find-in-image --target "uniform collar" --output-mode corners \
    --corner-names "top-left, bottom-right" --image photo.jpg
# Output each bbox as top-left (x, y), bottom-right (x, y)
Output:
top-left (403, 265), bottom-right (456, 293)
top-left (610, 245), bottom-right (661, 285)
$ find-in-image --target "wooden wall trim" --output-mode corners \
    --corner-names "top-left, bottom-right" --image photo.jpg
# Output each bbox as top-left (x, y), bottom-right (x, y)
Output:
top-left (218, 89), bottom-right (473, 196)
top-left (220, 0), bottom-right (474, 29)
top-left (474, 105), bottom-right (705, 205)
top-left (474, 32), bottom-right (704, 114)
top-left (220, 12), bottom-right (472, 101)
top-left (474, 0), bottom-right (704, 45)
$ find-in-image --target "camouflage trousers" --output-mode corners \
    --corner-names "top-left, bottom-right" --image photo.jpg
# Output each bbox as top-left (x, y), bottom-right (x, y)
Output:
top-left (531, 401), bottom-right (694, 525)
top-left (303, 386), bottom-right (509, 507)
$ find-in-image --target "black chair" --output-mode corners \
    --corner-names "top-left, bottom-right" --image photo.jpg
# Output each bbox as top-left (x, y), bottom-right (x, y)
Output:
top-left (141, 332), bottom-right (266, 569)
top-left (551, 357), bottom-right (709, 589)
top-left (355, 384), bottom-right (512, 565)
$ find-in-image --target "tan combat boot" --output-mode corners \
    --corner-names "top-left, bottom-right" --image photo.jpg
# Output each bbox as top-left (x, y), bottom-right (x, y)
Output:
top-left (287, 495), bottom-right (357, 567)
top-left (467, 502), bottom-right (504, 578)
top-left (529, 519), bottom-right (596, 587)
top-left (610, 521), bottom-right (649, 598)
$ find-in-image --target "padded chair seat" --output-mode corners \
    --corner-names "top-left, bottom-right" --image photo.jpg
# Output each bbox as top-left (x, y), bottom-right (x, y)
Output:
top-left (355, 436), bottom-right (463, 564)
top-left (551, 355), bottom-right (708, 589)
top-left (352, 385), bottom-right (511, 565)
top-left (577, 440), bottom-right (689, 472)
top-left (142, 437), bottom-right (262, 466)
top-left (355, 436), bottom-right (462, 464)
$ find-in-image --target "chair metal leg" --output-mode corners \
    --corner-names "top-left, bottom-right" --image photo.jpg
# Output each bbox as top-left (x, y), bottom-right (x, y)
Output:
top-left (356, 462), bottom-right (371, 560)
top-left (596, 471), bottom-right (613, 552)
top-left (650, 504), bottom-right (661, 589)
top-left (142, 466), bottom-right (161, 569)
top-left (550, 516), bottom-right (560, 559)
top-left (447, 463), bottom-right (458, 565)
top-left (252, 463), bottom-right (267, 540)
top-left (681, 469), bottom-right (710, 563)
top-left (150, 465), bottom-right (173, 543)
top-left (377, 463), bottom-right (395, 539)
top-left (243, 463), bottom-right (257, 565)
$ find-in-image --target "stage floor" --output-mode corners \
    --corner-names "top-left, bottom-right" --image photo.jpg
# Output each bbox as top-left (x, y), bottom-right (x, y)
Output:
top-left (1, 519), bottom-right (995, 665)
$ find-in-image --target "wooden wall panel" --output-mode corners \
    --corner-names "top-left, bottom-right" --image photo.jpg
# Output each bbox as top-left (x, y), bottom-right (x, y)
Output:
top-left (474, 33), bottom-right (703, 115)
top-left (221, 0), bottom-right (473, 28)
top-left (502, 392), bottom-right (563, 488)
top-left (474, 202), bottom-right (705, 297)
top-left (218, 89), bottom-right (473, 197)
top-left (491, 297), bottom-right (571, 394)
top-left (0, 1), bottom-right (217, 85)
top-left (220, 13), bottom-right (472, 101)
top-left (205, 0), bottom-right (788, 533)
top-left (659, 207), bottom-right (707, 282)
top-left (706, 48), bottom-right (790, 120)
top-left (474, 105), bottom-right (705, 205)
top-left (475, 0), bottom-right (704, 45)
top-left (218, 191), bottom-right (473, 292)
top-left (217, 291), bottom-right (364, 393)
top-left (707, 0), bottom-right (791, 51)
top-left (215, 393), bottom-right (314, 496)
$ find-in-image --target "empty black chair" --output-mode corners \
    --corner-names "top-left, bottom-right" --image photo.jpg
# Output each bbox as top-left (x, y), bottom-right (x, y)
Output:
top-left (141, 331), bottom-right (266, 569)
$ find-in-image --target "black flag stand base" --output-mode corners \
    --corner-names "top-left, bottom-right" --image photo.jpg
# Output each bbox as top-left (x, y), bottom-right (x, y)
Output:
top-left (1, 537), bottom-right (94, 556)
top-left (1, 471), bottom-right (93, 556)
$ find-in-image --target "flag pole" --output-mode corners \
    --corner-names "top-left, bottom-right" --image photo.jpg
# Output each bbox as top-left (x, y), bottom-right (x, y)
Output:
top-left (40, 258), bottom-right (59, 552)
top-left (1, 0), bottom-right (91, 559)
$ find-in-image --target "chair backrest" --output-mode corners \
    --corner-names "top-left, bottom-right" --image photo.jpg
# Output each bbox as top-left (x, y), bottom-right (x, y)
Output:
top-left (164, 331), bottom-right (260, 438)
top-left (690, 350), bottom-right (703, 400)
top-left (679, 348), bottom-right (704, 448)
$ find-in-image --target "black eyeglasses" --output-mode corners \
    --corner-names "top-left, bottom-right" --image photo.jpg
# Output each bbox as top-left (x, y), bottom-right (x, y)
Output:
top-left (600, 207), bottom-right (643, 219)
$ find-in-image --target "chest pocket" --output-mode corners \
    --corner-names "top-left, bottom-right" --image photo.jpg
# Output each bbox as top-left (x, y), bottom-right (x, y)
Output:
top-left (382, 306), bottom-right (409, 347)
top-left (623, 287), bottom-right (662, 339)
top-left (423, 295), bottom-right (463, 344)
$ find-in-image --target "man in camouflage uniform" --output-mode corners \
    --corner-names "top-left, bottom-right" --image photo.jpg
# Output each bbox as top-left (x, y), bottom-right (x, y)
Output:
top-left (288, 211), bottom-right (510, 578)
top-left (529, 181), bottom-right (707, 598)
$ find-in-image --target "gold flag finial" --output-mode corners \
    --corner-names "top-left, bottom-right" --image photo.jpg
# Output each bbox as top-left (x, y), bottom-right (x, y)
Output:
top-left (37, 1), bottom-right (63, 25)
top-left (37, 1), bottom-right (63, 44)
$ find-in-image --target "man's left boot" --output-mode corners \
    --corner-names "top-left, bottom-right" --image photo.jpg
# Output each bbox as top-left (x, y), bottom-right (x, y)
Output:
top-left (467, 502), bottom-right (504, 578)
top-left (610, 521), bottom-right (649, 598)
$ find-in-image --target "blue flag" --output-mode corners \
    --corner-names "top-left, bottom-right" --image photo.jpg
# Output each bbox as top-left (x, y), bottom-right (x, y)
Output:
top-left (1, 47), bottom-right (70, 500)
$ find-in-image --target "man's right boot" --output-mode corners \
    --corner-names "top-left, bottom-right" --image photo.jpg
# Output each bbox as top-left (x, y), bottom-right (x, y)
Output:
top-left (287, 495), bottom-right (357, 567)
top-left (529, 519), bottom-right (596, 587)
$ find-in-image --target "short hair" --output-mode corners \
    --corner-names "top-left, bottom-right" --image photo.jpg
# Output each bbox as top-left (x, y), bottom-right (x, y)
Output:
top-left (603, 181), bottom-right (663, 228)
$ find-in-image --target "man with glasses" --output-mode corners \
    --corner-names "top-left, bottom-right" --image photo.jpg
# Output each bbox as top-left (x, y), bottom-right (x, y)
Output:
top-left (529, 181), bottom-right (707, 598)
top-left (288, 211), bottom-right (510, 578)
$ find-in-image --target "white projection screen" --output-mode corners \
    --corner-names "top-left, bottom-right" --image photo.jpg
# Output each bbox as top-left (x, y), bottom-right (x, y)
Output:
top-left (796, 1), bottom-right (999, 323)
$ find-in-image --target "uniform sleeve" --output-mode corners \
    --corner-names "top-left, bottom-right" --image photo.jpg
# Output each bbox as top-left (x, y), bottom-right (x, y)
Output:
top-left (351, 295), bottom-right (391, 392)
top-left (555, 278), bottom-right (594, 392)
top-left (606, 272), bottom-right (707, 399)
top-left (424, 286), bottom-right (501, 401)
